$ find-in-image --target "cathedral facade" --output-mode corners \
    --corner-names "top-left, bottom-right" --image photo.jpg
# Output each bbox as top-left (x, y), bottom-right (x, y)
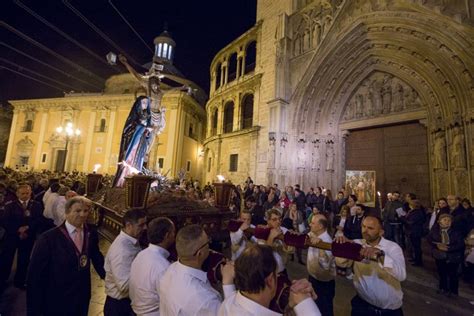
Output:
top-left (203, 0), bottom-right (474, 204)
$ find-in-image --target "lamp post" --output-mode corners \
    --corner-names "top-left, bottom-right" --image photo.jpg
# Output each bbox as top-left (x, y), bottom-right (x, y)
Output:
top-left (56, 122), bottom-right (81, 172)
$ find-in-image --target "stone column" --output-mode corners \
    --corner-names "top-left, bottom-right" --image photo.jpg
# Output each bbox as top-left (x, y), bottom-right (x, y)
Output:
top-left (82, 110), bottom-right (97, 172)
top-left (4, 108), bottom-right (19, 167)
top-left (103, 108), bottom-right (117, 172)
top-left (33, 108), bottom-right (49, 170)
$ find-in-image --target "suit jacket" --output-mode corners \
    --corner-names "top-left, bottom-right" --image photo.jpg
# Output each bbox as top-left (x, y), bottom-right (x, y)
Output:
top-left (1, 199), bottom-right (44, 242)
top-left (344, 215), bottom-right (364, 240)
top-left (401, 208), bottom-right (425, 238)
top-left (26, 223), bottom-right (106, 316)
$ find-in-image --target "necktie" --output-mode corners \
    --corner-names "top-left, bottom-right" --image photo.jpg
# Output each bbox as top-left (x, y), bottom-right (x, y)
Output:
top-left (22, 201), bottom-right (27, 209)
top-left (441, 229), bottom-right (450, 245)
top-left (73, 227), bottom-right (84, 251)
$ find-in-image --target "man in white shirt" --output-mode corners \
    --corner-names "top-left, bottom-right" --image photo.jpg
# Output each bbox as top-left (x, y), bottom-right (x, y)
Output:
top-left (159, 224), bottom-right (235, 315)
top-left (129, 217), bottom-right (176, 316)
top-left (219, 244), bottom-right (321, 316)
top-left (43, 182), bottom-right (61, 222)
top-left (336, 215), bottom-right (406, 316)
top-left (230, 210), bottom-right (256, 260)
top-left (104, 209), bottom-right (147, 316)
top-left (307, 214), bottom-right (336, 316)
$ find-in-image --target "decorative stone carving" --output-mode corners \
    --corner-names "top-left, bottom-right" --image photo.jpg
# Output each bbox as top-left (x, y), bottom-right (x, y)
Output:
top-left (432, 130), bottom-right (447, 170)
top-left (290, 1), bottom-right (343, 57)
top-left (268, 132), bottom-right (276, 169)
top-left (297, 138), bottom-right (306, 169)
top-left (325, 139), bottom-right (334, 171)
top-left (451, 125), bottom-right (466, 170)
top-left (343, 72), bottom-right (422, 121)
top-left (311, 138), bottom-right (321, 170)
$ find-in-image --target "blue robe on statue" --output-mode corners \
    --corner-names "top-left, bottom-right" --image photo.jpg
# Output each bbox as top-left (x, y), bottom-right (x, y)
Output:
top-left (113, 96), bottom-right (154, 187)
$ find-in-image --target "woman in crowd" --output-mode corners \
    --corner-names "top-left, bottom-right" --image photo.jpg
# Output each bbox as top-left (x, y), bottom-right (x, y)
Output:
top-left (428, 214), bottom-right (465, 297)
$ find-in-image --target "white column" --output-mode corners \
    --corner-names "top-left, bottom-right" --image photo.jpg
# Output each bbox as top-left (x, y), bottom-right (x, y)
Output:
top-left (82, 111), bottom-right (97, 172)
top-left (33, 110), bottom-right (49, 170)
top-left (4, 109), bottom-right (19, 167)
top-left (103, 109), bottom-right (116, 172)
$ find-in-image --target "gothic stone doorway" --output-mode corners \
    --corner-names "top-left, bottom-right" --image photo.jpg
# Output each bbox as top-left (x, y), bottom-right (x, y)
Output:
top-left (345, 122), bottom-right (431, 207)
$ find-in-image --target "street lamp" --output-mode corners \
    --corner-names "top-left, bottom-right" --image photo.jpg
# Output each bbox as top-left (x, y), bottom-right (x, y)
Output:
top-left (56, 122), bottom-right (81, 172)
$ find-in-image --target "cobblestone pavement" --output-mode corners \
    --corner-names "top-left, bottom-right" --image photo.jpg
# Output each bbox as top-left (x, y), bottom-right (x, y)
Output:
top-left (1, 238), bottom-right (474, 316)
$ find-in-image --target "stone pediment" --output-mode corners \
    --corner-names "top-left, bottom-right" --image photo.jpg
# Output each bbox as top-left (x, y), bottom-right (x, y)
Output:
top-left (342, 71), bottom-right (423, 122)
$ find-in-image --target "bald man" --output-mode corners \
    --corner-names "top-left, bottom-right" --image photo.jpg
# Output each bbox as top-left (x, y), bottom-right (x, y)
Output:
top-left (336, 216), bottom-right (406, 316)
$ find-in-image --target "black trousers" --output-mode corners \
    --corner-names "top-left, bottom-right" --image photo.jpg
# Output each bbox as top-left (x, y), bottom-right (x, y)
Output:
top-left (0, 237), bottom-right (33, 286)
top-left (435, 259), bottom-right (460, 294)
top-left (309, 275), bottom-right (335, 316)
top-left (351, 295), bottom-right (403, 316)
top-left (408, 235), bottom-right (422, 265)
top-left (103, 296), bottom-right (135, 316)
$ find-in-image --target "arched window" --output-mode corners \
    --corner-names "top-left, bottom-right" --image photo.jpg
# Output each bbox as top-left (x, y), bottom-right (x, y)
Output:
top-left (25, 120), bottom-right (33, 132)
top-left (241, 94), bottom-right (254, 129)
top-left (228, 52), bottom-right (238, 82)
top-left (100, 119), bottom-right (106, 132)
top-left (223, 101), bottom-right (234, 133)
top-left (211, 108), bottom-right (218, 136)
top-left (215, 63), bottom-right (222, 90)
top-left (245, 41), bottom-right (257, 74)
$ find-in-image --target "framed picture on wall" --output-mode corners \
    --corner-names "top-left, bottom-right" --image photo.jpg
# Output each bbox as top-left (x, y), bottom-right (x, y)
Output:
top-left (345, 170), bottom-right (376, 207)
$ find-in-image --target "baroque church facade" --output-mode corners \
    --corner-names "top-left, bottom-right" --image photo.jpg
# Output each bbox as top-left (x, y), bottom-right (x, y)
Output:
top-left (203, 0), bottom-right (474, 205)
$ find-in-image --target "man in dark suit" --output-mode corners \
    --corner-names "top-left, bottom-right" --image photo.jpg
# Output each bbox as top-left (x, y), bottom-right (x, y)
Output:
top-left (0, 183), bottom-right (43, 289)
top-left (27, 196), bottom-right (105, 316)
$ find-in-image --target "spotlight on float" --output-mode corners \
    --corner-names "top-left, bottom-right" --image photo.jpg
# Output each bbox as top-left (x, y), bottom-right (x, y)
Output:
top-left (217, 175), bottom-right (225, 183)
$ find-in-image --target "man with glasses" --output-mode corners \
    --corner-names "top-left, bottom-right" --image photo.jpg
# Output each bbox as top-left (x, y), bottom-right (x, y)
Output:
top-left (159, 224), bottom-right (236, 315)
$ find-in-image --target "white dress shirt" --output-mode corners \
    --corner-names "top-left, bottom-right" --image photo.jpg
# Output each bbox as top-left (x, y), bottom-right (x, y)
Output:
top-left (43, 192), bottom-right (59, 220)
top-left (307, 231), bottom-right (335, 281)
top-left (51, 196), bottom-right (66, 226)
top-left (230, 224), bottom-right (256, 260)
top-left (104, 230), bottom-right (142, 300)
top-left (159, 261), bottom-right (235, 316)
top-left (129, 244), bottom-right (171, 316)
top-left (65, 220), bottom-right (83, 240)
top-left (218, 292), bottom-right (321, 316)
top-left (353, 237), bottom-right (406, 310)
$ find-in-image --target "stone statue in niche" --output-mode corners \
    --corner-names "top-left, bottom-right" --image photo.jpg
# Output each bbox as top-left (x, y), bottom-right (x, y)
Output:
top-left (371, 81), bottom-right (383, 115)
top-left (433, 130), bottom-right (447, 170)
top-left (355, 94), bottom-right (364, 118)
top-left (297, 140), bottom-right (306, 169)
top-left (392, 83), bottom-right (404, 112)
top-left (326, 140), bottom-right (334, 171)
top-left (366, 90), bottom-right (374, 117)
top-left (381, 75), bottom-right (393, 114)
top-left (451, 125), bottom-right (466, 169)
top-left (268, 138), bottom-right (276, 169)
top-left (311, 142), bottom-right (321, 170)
top-left (280, 143), bottom-right (287, 169)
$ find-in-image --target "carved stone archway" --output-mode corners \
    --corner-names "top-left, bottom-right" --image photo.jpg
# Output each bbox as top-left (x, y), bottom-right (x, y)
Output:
top-left (288, 8), bottom-right (473, 200)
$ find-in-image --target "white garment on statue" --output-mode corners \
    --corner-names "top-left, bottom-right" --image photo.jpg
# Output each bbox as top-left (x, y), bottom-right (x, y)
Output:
top-left (307, 231), bottom-right (335, 281)
top-left (129, 244), bottom-right (171, 316)
top-left (230, 224), bottom-right (256, 260)
top-left (104, 230), bottom-right (142, 300)
top-left (353, 237), bottom-right (406, 310)
top-left (159, 261), bottom-right (235, 316)
top-left (218, 292), bottom-right (321, 316)
top-left (51, 196), bottom-right (66, 226)
top-left (43, 192), bottom-right (59, 220)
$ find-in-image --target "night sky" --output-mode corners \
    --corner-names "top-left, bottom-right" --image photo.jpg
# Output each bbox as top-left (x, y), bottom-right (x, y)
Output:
top-left (0, 0), bottom-right (257, 102)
